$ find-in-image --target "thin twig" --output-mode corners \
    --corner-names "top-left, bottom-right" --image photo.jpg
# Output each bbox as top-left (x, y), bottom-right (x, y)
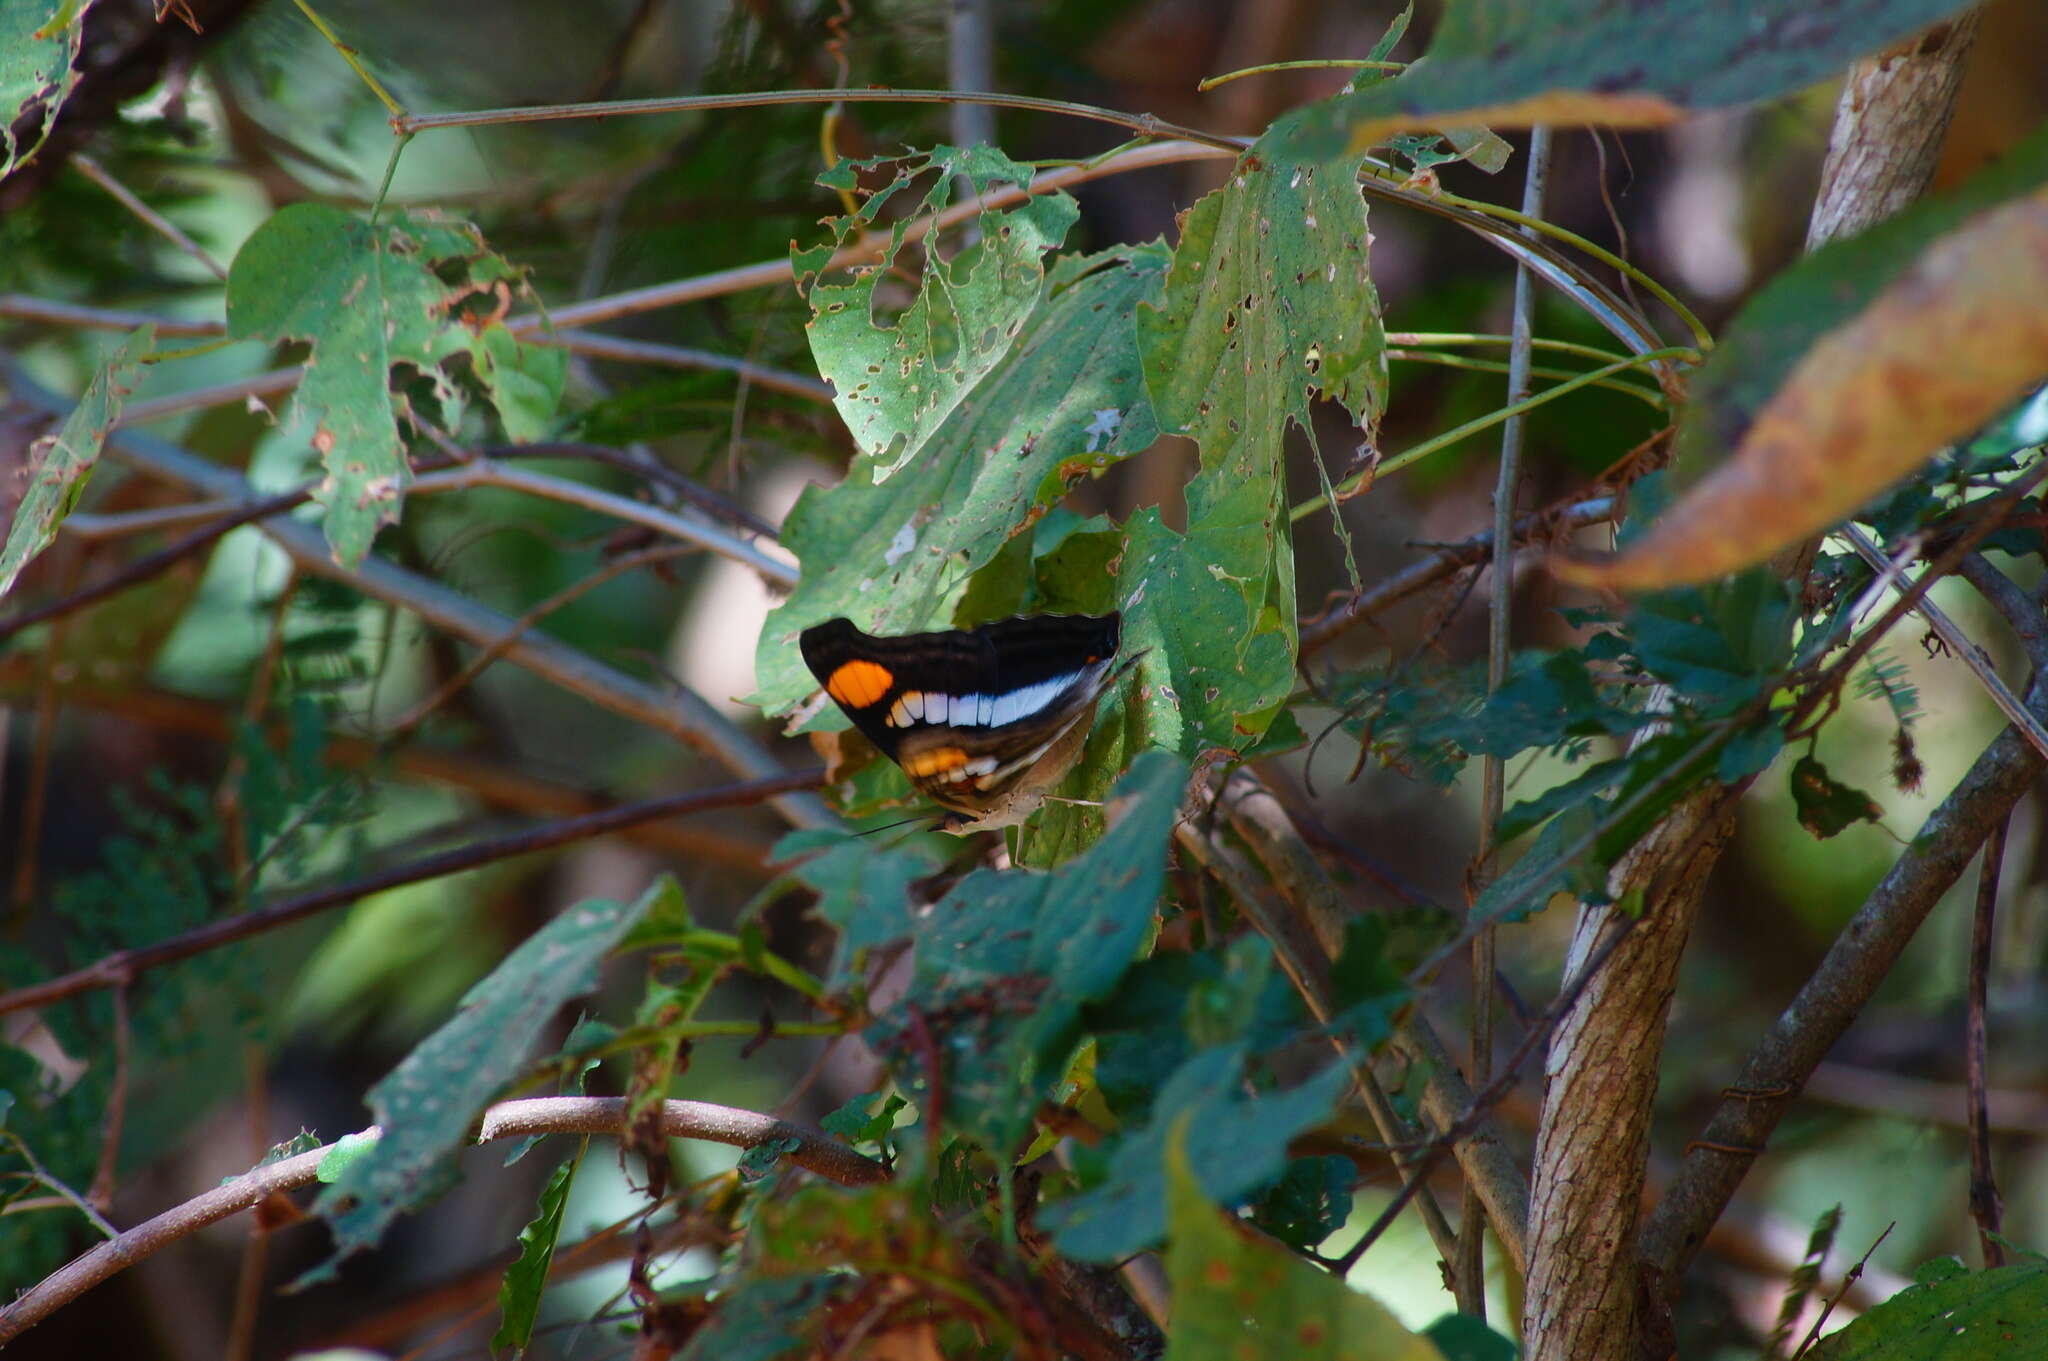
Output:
top-left (1957, 552), bottom-right (2048, 673)
top-left (1300, 494), bottom-right (1614, 654)
top-left (0, 768), bottom-right (827, 1019)
top-left (86, 983), bottom-right (133, 1211)
top-left (1340, 914), bottom-right (1643, 1272)
top-left (1834, 524), bottom-right (2048, 762)
top-left (480, 442), bottom-right (777, 538)
top-left (1462, 123), bottom-right (1552, 1318)
top-left (0, 484), bottom-right (315, 644)
top-left (383, 542), bottom-right (696, 740)
top-left (549, 329), bottom-right (832, 403)
top-left (71, 155), bottom-right (230, 280)
top-left (1791, 1223), bottom-right (1894, 1359)
top-left (0, 1095), bottom-right (884, 1345)
top-left (1966, 814), bottom-right (2009, 1268)
top-left (1641, 675), bottom-right (2048, 1285)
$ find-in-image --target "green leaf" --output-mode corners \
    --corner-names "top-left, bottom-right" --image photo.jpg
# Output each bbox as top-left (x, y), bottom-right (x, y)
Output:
top-left (1790, 755), bottom-right (1884, 839)
top-left (796, 145), bottom-right (1081, 483)
top-left (772, 826), bottom-right (948, 984)
top-left (756, 241), bottom-right (1166, 722)
top-left (1808, 1258), bottom-right (2048, 1360)
top-left (307, 876), bottom-right (670, 1278)
top-left (1132, 126), bottom-right (1387, 750)
top-left (868, 751), bottom-right (1186, 1149)
top-left (1273, 0), bottom-right (1978, 161)
top-left (1249, 1155), bottom-right (1355, 1252)
top-left (225, 204), bottom-right (562, 564)
top-left (0, 324), bottom-right (151, 600)
top-left (491, 1152), bottom-right (578, 1357)
top-left (1423, 1312), bottom-right (1520, 1361)
top-left (820, 1090), bottom-right (907, 1148)
top-left (1046, 1043), bottom-right (1348, 1261)
top-left (0, 0), bottom-right (93, 181)
top-left (1160, 1120), bottom-right (1445, 1361)
top-left (677, 1273), bottom-right (846, 1361)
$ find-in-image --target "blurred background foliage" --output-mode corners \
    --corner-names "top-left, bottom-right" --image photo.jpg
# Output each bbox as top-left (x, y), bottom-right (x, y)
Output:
top-left (3, 1), bottom-right (2048, 1358)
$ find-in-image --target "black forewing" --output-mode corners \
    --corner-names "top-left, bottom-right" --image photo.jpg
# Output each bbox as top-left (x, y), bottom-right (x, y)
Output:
top-left (798, 613), bottom-right (1121, 754)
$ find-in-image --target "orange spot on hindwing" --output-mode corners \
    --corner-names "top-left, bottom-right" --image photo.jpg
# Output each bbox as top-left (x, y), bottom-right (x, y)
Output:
top-left (902, 747), bottom-right (968, 778)
top-left (825, 659), bottom-right (893, 709)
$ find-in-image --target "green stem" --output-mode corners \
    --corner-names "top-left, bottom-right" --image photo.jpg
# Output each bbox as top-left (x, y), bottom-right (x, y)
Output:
top-left (1291, 345), bottom-right (1696, 523)
top-left (1388, 331), bottom-right (1660, 368)
top-left (290, 0), bottom-right (405, 119)
top-left (1397, 175), bottom-right (1714, 351)
top-left (1387, 349), bottom-right (1667, 408)
top-left (394, 87), bottom-right (1241, 154)
top-left (368, 132), bottom-right (412, 225)
top-left (1198, 59), bottom-right (1403, 92)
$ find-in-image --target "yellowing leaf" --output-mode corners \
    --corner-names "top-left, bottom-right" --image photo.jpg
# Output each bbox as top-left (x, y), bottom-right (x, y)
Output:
top-left (1567, 188), bottom-right (2048, 589)
top-left (1273, 0), bottom-right (1976, 163)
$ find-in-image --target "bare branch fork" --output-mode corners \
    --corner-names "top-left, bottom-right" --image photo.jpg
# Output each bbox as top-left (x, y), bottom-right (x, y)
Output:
top-left (0, 1096), bottom-right (885, 1345)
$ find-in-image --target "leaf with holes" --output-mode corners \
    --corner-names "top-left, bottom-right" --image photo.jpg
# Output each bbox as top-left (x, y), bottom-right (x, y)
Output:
top-left (793, 144), bottom-right (1081, 484)
top-left (0, 1), bottom-right (98, 181)
top-left (226, 204), bottom-right (563, 565)
top-left (0, 324), bottom-right (150, 600)
top-left (757, 243), bottom-right (1166, 721)
top-left (1133, 128), bottom-right (1386, 756)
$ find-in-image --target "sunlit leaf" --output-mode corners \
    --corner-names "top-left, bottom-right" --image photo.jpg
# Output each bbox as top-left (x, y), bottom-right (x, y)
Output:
top-left (1274, 0), bottom-right (1977, 161)
top-left (0, 0), bottom-right (96, 181)
top-left (756, 241), bottom-right (1166, 721)
top-left (226, 204), bottom-right (564, 565)
top-left (1157, 1121), bottom-right (1448, 1360)
top-left (1808, 1257), bottom-right (2048, 1359)
top-left (0, 324), bottom-right (149, 600)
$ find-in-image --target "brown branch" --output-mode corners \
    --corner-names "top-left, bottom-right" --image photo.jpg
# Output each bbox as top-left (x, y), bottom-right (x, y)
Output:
top-left (0, 1095), bottom-right (883, 1345)
top-left (2, 367), bottom-right (835, 827)
top-left (0, 767), bottom-right (825, 1019)
top-left (0, 483), bottom-right (315, 643)
top-left (1215, 771), bottom-right (1531, 1277)
top-left (1524, 786), bottom-right (1737, 1360)
top-left (1639, 676), bottom-right (2046, 1290)
top-left (0, 666), bottom-right (775, 871)
top-left (383, 542), bottom-right (697, 741)
top-left (1958, 553), bottom-right (2048, 674)
top-left (1966, 815), bottom-right (2009, 1267)
top-left (1299, 495), bottom-right (1614, 655)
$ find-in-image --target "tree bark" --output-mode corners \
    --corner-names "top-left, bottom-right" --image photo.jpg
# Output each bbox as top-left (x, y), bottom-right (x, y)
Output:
top-left (1520, 16), bottom-right (1983, 1358)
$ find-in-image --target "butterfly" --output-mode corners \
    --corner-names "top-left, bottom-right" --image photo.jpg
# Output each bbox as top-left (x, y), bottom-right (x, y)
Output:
top-left (798, 612), bottom-right (1137, 832)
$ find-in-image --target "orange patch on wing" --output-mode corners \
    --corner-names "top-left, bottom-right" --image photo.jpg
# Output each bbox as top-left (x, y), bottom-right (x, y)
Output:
top-left (825, 659), bottom-right (893, 709)
top-left (902, 746), bottom-right (968, 778)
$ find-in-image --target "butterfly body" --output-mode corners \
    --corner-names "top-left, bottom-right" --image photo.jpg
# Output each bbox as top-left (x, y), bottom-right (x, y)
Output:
top-left (798, 612), bottom-right (1133, 831)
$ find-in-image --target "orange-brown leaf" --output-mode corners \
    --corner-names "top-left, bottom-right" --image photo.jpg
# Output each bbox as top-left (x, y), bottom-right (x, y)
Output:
top-left (1562, 189), bottom-right (2048, 590)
